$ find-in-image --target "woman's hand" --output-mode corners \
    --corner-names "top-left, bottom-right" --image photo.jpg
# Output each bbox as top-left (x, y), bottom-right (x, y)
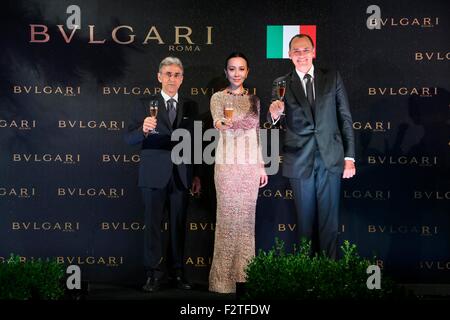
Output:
top-left (259, 167), bottom-right (268, 188)
top-left (215, 118), bottom-right (233, 130)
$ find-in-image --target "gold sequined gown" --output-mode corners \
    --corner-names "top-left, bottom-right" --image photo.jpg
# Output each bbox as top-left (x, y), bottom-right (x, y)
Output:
top-left (209, 90), bottom-right (263, 293)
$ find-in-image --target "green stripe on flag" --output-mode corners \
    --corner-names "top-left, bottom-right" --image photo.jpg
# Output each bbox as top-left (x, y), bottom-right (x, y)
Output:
top-left (267, 26), bottom-right (283, 59)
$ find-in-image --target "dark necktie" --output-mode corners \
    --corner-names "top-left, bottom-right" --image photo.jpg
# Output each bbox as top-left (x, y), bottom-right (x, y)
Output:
top-left (304, 74), bottom-right (314, 107)
top-left (167, 98), bottom-right (176, 126)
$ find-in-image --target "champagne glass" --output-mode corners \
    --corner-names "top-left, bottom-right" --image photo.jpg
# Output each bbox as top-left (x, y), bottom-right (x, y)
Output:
top-left (276, 80), bottom-right (286, 116)
top-left (277, 80), bottom-right (286, 101)
top-left (224, 101), bottom-right (234, 121)
top-left (223, 101), bottom-right (234, 136)
top-left (148, 100), bottom-right (159, 134)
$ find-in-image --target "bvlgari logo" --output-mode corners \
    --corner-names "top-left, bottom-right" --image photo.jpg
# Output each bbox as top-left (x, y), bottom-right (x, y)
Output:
top-left (0, 187), bottom-right (36, 198)
top-left (420, 261), bottom-right (450, 270)
top-left (13, 85), bottom-right (80, 96)
top-left (415, 52), bottom-right (449, 61)
top-left (29, 24), bottom-right (213, 52)
top-left (59, 120), bottom-right (125, 130)
top-left (0, 256), bottom-right (55, 263)
top-left (366, 7), bottom-right (439, 29)
top-left (102, 86), bottom-right (160, 96)
top-left (191, 87), bottom-right (257, 96)
top-left (0, 255), bottom-right (125, 266)
top-left (368, 225), bottom-right (438, 236)
top-left (279, 224), bottom-right (346, 233)
top-left (343, 190), bottom-right (391, 200)
top-left (0, 119), bottom-right (37, 130)
top-left (101, 222), bottom-right (170, 231)
top-left (185, 256), bottom-right (212, 267)
top-left (101, 222), bottom-right (145, 231)
top-left (368, 87), bottom-right (438, 97)
top-left (378, 17), bottom-right (439, 27)
top-left (102, 154), bottom-right (140, 163)
top-left (12, 222), bottom-right (80, 232)
top-left (414, 191), bottom-right (449, 200)
top-left (56, 256), bottom-right (124, 267)
top-left (12, 153), bottom-right (81, 164)
top-left (259, 189), bottom-right (293, 199)
top-left (367, 155), bottom-right (438, 166)
top-left (57, 187), bottom-right (125, 198)
top-left (189, 222), bottom-right (215, 231)
top-left (353, 121), bottom-right (391, 132)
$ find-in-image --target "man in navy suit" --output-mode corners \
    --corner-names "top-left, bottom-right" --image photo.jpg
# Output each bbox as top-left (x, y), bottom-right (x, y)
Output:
top-left (126, 56), bottom-right (201, 292)
top-left (269, 34), bottom-right (356, 259)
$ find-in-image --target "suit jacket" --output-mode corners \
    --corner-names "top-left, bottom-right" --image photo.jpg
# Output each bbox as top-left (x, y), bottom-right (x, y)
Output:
top-left (125, 93), bottom-right (199, 189)
top-left (270, 67), bottom-right (355, 179)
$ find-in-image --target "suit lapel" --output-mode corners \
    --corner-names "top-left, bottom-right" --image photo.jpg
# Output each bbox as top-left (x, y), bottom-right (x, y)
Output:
top-left (156, 93), bottom-right (171, 131)
top-left (313, 68), bottom-right (325, 113)
top-left (290, 71), bottom-right (314, 124)
top-left (175, 97), bottom-right (184, 128)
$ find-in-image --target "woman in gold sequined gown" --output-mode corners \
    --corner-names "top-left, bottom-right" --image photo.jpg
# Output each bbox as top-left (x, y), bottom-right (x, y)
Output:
top-left (208, 52), bottom-right (268, 293)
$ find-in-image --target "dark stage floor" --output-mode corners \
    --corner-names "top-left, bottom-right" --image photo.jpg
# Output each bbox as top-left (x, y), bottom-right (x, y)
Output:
top-left (84, 283), bottom-right (236, 300)
top-left (80, 282), bottom-right (450, 300)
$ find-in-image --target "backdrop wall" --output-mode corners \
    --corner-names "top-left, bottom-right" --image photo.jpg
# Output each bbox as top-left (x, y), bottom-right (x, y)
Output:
top-left (1, 0), bottom-right (448, 285)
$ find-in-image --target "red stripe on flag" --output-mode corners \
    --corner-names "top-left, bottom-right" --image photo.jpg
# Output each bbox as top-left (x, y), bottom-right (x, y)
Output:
top-left (300, 25), bottom-right (317, 58)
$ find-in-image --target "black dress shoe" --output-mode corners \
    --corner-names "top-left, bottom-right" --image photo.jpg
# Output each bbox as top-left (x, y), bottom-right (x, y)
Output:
top-left (175, 276), bottom-right (192, 290)
top-left (142, 276), bottom-right (161, 292)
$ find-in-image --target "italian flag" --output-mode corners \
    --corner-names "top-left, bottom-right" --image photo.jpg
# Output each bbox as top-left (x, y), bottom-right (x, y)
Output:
top-left (266, 25), bottom-right (316, 59)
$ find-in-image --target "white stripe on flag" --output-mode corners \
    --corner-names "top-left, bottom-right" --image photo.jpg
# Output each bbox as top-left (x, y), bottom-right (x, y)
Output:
top-left (282, 26), bottom-right (300, 58)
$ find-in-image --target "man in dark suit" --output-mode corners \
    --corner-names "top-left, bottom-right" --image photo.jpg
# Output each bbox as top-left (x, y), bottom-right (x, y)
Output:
top-left (269, 34), bottom-right (356, 259)
top-left (125, 56), bottom-right (201, 292)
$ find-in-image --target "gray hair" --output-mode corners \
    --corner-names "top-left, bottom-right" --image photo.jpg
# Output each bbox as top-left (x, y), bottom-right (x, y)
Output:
top-left (158, 56), bottom-right (184, 73)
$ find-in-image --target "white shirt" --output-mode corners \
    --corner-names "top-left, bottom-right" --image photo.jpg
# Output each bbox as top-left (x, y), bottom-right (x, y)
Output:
top-left (160, 90), bottom-right (178, 110)
top-left (295, 65), bottom-right (315, 100)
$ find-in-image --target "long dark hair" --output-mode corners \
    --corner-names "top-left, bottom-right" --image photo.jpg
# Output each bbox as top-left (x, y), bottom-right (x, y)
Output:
top-left (224, 52), bottom-right (249, 69)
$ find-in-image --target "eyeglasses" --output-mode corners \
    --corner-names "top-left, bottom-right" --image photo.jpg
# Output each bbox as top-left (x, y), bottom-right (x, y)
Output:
top-left (160, 72), bottom-right (183, 79)
top-left (290, 48), bottom-right (314, 55)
